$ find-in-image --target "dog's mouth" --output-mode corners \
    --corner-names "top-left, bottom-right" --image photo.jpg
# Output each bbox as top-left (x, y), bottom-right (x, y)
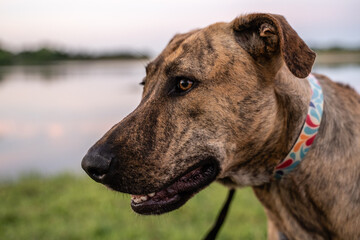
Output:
top-left (130, 160), bottom-right (219, 215)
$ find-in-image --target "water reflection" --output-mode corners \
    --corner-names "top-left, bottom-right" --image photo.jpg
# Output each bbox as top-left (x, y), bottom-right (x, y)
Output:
top-left (0, 60), bottom-right (146, 178)
top-left (0, 61), bottom-right (358, 178)
top-left (314, 65), bottom-right (360, 92)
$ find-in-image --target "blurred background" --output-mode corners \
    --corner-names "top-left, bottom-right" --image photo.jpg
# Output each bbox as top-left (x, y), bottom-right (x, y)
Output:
top-left (0, 0), bottom-right (359, 239)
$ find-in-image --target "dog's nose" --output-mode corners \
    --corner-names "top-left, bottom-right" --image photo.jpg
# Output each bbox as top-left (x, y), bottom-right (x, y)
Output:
top-left (81, 150), bottom-right (112, 182)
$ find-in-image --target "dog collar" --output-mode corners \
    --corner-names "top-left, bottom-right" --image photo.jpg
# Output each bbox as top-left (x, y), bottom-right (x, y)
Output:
top-left (274, 74), bottom-right (324, 179)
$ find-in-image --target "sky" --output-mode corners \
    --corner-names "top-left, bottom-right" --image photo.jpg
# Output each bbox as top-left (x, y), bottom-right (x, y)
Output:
top-left (0, 0), bottom-right (360, 55)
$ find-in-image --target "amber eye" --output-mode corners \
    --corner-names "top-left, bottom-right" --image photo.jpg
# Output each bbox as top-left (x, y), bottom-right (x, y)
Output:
top-left (178, 79), bottom-right (194, 91)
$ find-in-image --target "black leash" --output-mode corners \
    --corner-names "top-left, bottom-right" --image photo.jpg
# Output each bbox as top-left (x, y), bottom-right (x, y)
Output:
top-left (203, 189), bottom-right (236, 240)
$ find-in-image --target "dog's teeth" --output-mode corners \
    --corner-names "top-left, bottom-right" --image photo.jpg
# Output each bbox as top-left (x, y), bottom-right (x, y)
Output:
top-left (131, 195), bottom-right (140, 199)
top-left (131, 194), bottom-right (149, 203)
top-left (148, 193), bottom-right (155, 197)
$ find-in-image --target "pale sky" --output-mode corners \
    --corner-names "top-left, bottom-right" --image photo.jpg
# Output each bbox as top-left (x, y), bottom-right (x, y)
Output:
top-left (1, 0), bottom-right (359, 55)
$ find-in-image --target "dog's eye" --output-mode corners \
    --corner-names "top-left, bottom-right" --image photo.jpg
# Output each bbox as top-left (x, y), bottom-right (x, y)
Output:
top-left (177, 79), bottom-right (194, 92)
top-left (169, 77), bottom-right (197, 96)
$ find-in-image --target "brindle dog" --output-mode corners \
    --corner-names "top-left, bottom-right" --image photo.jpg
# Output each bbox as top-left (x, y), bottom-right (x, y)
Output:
top-left (82, 13), bottom-right (360, 239)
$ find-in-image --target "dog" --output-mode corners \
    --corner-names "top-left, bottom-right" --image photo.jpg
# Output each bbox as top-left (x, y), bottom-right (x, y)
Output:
top-left (82, 13), bottom-right (360, 239)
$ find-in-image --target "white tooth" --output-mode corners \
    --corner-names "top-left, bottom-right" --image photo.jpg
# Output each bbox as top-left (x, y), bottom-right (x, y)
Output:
top-left (148, 193), bottom-right (155, 197)
top-left (140, 196), bottom-right (148, 201)
top-left (133, 198), bottom-right (142, 203)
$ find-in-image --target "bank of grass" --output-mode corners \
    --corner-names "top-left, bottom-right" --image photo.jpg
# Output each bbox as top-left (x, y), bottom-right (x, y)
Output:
top-left (315, 51), bottom-right (360, 65)
top-left (0, 173), bottom-right (266, 240)
top-left (0, 47), bottom-right (149, 65)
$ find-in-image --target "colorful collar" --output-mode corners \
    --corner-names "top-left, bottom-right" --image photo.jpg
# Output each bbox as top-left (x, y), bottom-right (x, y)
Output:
top-left (274, 74), bottom-right (324, 179)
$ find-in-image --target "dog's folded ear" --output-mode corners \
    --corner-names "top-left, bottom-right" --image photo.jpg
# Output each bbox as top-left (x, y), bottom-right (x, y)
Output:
top-left (232, 13), bottom-right (316, 78)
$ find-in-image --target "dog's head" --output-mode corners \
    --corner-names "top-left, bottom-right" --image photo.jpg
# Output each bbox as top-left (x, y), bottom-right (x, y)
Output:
top-left (82, 13), bottom-right (315, 215)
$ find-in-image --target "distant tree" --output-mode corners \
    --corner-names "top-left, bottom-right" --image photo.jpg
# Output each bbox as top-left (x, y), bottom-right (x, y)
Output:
top-left (0, 48), bottom-right (14, 65)
top-left (15, 48), bottom-right (71, 64)
top-left (0, 46), bottom-right (149, 65)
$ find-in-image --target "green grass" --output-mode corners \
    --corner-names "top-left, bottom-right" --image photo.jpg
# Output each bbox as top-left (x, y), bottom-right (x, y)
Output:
top-left (0, 173), bottom-right (267, 240)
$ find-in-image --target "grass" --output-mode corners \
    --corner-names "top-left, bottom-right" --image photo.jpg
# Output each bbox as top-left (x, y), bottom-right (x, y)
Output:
top-left (0, 173), bottom-right (267, 240)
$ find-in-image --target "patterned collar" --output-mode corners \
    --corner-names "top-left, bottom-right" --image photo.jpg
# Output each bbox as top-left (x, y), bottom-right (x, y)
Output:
top-left (274, 74), bottom-right (324, 179)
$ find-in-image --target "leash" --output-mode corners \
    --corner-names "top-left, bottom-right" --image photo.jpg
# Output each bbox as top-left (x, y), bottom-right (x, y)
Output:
top-left (203, 189), bottom-right (236, 240)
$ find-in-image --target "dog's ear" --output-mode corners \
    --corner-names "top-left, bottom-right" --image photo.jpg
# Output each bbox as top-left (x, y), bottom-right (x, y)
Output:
top-left (233, 13), bottom-right (316, 78)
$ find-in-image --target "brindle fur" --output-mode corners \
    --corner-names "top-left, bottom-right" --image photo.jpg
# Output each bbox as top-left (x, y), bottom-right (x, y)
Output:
top-left (85, 13), bottom-right (360, 239)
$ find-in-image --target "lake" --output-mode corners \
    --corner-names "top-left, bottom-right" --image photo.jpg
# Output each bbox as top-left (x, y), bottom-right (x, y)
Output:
top-left (0, 61), bottom-right (359, 178)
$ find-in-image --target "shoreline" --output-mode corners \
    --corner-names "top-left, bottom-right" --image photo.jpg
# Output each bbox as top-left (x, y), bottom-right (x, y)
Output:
top-left (315, 51), bottom-right (360, 65)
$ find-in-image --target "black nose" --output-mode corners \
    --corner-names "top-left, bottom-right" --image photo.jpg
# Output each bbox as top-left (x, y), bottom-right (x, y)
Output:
top-left (81, 150), bottom-right (112, 182)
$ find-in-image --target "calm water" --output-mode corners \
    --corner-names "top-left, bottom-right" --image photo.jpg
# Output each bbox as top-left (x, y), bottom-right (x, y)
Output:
top-left (0, 61), bottom-right (359, 178)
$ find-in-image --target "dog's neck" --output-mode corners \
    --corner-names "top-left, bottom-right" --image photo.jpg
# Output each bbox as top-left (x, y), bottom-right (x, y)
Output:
top-left (274, 74), bottom-right (324, 178)
top-left (270, 68), bottom-right (313, 173)
top-left (253, 72), bottom-right (360, 238)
